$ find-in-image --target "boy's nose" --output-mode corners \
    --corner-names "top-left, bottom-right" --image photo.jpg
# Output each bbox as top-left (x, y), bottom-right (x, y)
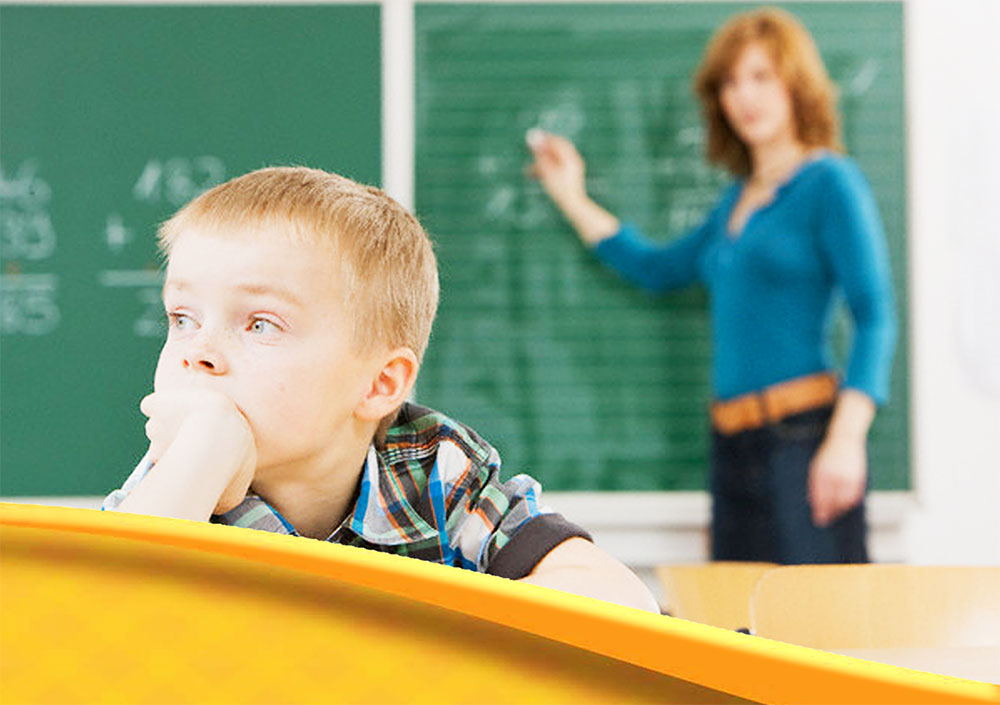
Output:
top-left (181, 341), bottom-right (227, 375)
top-left (183, 357), bottom-right (224, 373)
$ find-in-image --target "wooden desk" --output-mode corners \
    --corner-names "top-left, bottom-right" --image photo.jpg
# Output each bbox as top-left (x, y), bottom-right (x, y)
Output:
top-left (835, 647), bottom-right (1000, 684)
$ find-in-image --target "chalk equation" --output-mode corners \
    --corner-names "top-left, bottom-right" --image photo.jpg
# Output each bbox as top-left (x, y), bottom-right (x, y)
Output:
top-left (0, 157), bottom-right (225, 337)
top-left (1, 161), bottom-right (58, 336)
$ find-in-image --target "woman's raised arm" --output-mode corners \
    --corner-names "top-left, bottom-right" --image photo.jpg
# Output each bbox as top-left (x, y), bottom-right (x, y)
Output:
top-left (527, 130), bottom-right (620, 246)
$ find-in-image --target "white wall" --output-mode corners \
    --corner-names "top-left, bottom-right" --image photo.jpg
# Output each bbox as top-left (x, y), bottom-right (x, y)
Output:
top-left (902, 0), bottom-right (1000, 565)
top-left (6, 1), bottom-right (999, 592)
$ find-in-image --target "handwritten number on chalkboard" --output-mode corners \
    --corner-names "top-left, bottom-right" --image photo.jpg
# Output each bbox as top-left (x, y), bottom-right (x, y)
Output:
top-left (132, 157), bottom-right (226, 207)
top-left (0, 279), bottom-right (60, 336)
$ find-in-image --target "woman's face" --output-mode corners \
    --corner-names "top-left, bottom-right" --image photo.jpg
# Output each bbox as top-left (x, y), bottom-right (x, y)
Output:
top-left (718, 42), bottom-right (797, 150)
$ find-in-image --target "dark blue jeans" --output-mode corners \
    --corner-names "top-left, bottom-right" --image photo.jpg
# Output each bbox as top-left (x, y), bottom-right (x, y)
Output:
top-left (709, 405), bottom-right (869, 564)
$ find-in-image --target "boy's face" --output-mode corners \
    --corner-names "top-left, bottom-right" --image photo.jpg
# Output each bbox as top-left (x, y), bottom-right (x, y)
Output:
top-left (154, 226), bottom-right (374, 474)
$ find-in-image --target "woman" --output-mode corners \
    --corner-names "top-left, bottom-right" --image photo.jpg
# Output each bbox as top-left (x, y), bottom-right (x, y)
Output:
top-left (528, 7), bottom-right (896, 564)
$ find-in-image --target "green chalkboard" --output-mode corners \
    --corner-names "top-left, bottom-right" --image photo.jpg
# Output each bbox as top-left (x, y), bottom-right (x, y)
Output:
top-left (0, 5), bottom-right (381, 495)
top-left (415, 3), bottom-right (909, 491)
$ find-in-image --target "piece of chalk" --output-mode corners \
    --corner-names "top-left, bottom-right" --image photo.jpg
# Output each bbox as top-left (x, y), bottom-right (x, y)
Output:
top-left (525, 128), bottom-right (545, 149)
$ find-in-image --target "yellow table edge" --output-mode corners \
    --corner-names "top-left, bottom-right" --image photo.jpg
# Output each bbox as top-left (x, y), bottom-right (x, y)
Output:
top-left (3, 502), bottom-right (997, 705)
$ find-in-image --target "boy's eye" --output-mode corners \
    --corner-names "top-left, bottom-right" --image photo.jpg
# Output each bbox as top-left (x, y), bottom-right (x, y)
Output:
top-left (248, 317), bottom-right (279, 334)
top-left (167, 312), bottom-right (194, 330)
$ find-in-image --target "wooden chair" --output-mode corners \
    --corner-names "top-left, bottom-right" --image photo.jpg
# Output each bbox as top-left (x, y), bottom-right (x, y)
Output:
top-left (750, 564), bottom-right (1000, 649)
top-left (655, 562), bottom-right (777, 631)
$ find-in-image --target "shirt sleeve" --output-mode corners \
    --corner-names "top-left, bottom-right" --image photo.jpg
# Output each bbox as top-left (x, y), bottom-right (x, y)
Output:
top-left (591, 221), bottom-right (710, 294)
top-left (590, 186), bottom-right (737, 295)
top-left (485, 513), bottom-right (593, 580)
top-left (101, 453), bottom-right (153, 511)
top-left (817, 160), bottom-right (898, 405)
top-left (446, 442), bottom-right (591, 578)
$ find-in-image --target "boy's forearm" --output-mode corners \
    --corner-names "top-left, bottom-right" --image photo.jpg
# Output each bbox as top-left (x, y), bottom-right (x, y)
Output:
top-left (116, 422), bottom-right (248, 521)
top-left (517, 537), bottom-right (660, 613)
top-left (519, 566), bottom-right (660, 613)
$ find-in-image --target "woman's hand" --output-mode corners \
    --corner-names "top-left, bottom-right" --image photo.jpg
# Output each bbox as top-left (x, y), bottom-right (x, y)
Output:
top-left (807, 433), bottom-right (867, 526)
top-left (527, 130), bottom-right (588, 208)
top-left (526, 130), bottom-right (620, 245)
top-left (807, 389), bottom-right (875, 526)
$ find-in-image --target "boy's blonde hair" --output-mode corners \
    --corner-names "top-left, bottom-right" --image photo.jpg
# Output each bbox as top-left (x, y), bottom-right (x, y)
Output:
top-left (159, 167), bottom-right (439, 364)
top-left (693, 6), bottom-right (843, 177)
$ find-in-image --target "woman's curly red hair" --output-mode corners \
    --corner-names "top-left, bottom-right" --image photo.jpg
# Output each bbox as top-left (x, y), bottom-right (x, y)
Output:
top-left (694, 7), bottom-right (843, 177)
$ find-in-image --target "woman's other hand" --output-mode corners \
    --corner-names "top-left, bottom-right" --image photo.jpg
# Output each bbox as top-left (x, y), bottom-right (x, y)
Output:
top-left (807, 389), bottom-right (875, 526)
top-left (807, 434), bottom-right (867, 527)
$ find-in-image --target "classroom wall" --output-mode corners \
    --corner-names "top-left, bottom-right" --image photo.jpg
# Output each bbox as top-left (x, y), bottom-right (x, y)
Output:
top-left (901, 0), bottom-right (1000, 566)
top-left (5, 0), bottom-right (999, 590)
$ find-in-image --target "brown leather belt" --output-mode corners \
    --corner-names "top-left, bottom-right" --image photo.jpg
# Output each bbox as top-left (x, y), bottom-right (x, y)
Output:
top-left (710, 372), bottom-right (839, 435)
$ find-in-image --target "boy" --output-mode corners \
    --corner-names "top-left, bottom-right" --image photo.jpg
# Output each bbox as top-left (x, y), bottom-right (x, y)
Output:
top-left (104, 167), bottom-right (658, 612)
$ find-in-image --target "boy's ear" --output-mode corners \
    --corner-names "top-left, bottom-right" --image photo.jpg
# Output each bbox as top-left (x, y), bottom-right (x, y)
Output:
top-left (354, 347), bottom-right (420, 422)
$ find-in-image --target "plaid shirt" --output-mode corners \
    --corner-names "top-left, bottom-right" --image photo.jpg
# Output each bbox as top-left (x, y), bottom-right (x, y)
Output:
top-left (103, 403), bottom-right (588, 578)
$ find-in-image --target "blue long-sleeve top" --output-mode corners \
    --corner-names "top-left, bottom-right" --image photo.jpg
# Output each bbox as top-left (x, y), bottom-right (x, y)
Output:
top-left (593, 153), bottom-right (897, 404)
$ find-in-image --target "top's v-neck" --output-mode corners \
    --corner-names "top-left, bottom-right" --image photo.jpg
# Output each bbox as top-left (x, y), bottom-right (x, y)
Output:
top-left (726, 151), bottom-right (828, 240)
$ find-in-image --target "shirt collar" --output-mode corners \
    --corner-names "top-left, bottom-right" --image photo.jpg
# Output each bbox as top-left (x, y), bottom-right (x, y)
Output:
top-left (215, 444), bottom-right (440, 546)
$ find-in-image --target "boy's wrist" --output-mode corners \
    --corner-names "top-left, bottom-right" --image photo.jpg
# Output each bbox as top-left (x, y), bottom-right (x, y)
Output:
top-left (117, 413), bottom-right (255, 523)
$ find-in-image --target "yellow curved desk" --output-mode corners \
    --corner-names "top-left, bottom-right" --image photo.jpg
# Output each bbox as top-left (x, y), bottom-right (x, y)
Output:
top-left (2, 503), bottom-right (997, 704)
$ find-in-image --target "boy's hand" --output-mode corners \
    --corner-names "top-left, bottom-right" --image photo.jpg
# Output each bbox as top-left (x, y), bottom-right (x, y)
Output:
top-left (140, 388), bottom-right (256, 514)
